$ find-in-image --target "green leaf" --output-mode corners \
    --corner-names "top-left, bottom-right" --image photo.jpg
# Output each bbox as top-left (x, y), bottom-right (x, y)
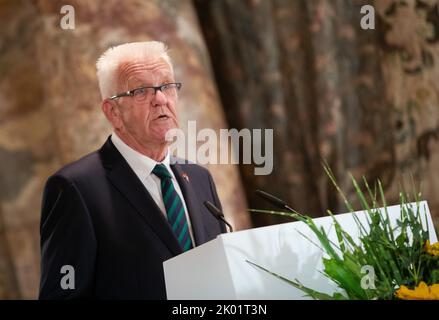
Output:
top-left (245, 259), bottom-right (348, 300)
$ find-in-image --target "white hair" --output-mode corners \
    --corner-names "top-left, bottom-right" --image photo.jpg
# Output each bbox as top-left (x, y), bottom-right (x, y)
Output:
top-left (96, 41), bottom-right (173, 100)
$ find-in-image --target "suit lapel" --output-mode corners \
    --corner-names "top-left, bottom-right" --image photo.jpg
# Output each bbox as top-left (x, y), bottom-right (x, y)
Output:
top-left (100, 138), bottom-right (182, 256)
top-left (170, 160), bottom-right (208, 246)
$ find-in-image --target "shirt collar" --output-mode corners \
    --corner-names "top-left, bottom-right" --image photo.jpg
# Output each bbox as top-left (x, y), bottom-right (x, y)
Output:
top-left (111, 132), bottom-right (172, 182)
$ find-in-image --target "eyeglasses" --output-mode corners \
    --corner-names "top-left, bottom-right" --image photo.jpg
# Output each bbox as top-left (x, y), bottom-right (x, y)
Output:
top-left (109, 82), bottom-right (182, 102)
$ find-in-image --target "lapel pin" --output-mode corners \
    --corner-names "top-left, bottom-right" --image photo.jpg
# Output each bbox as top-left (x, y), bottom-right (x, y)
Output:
top-left (182, 172), bottom-right (190, 183)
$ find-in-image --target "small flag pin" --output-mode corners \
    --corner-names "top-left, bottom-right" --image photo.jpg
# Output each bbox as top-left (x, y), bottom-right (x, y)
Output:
top-left (182, 172), bottom-right (190, 182)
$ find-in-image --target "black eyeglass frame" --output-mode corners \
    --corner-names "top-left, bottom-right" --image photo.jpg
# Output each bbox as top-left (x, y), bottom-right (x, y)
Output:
top-left (109, 82), bottom-right (182, 100)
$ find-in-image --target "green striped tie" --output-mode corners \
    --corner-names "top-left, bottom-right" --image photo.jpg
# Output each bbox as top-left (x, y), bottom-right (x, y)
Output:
top-left (152, 164), bottom-right (193, 251)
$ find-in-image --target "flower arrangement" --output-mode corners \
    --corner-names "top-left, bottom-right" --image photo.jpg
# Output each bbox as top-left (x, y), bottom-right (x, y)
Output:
top-left (249, 165), bottom-right (439, 300)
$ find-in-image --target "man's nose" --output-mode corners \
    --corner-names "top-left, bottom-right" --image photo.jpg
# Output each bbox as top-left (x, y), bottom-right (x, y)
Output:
top-left (152, 88), bottom-right (167, 106)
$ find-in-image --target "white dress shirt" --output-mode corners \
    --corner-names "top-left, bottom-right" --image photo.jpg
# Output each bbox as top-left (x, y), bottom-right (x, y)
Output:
top-left (111, 133), bottom-right (195, 246)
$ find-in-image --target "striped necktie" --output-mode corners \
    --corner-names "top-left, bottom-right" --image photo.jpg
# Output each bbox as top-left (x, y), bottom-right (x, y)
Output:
top-left (152, 163), bottom-right (193, 252)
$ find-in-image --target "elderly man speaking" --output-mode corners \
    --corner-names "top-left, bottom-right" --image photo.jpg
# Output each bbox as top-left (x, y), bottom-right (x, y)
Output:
top-left (39, 41), bottom-right (226, 299)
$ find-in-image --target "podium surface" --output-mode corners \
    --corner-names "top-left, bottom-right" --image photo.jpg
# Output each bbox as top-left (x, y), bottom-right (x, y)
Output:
top-left (164, 202), bottom-right (437, 299)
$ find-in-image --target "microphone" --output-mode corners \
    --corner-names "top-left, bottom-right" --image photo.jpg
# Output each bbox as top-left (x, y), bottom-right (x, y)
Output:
top-left (255, 190), bottom-right (295, 213)
top-left (203, 201), bottom-right (234, 233)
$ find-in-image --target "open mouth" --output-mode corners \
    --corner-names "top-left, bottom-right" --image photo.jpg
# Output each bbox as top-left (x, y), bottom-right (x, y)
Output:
top-left (156, 115), bottom-right (170, 120)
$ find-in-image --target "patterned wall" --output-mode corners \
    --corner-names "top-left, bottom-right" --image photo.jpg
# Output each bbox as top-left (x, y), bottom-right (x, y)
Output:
top-left (0, 0), bottom-right (250, 299)
top-left (196, 0), bottom-right (439, 229)
top-left (1, 0), bottom-right (438, 299)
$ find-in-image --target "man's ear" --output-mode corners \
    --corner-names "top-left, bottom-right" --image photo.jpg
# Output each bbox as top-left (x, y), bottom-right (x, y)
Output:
top-left (102, 99), bottom-right (123, 129)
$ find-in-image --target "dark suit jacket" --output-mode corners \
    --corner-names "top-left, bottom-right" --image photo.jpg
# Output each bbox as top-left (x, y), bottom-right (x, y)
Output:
top-left (39, 137), bottom-right (225, 299)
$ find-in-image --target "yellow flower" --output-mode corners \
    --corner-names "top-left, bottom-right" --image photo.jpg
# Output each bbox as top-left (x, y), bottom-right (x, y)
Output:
top-left (425, 240), bottom-right (439, 256)
top-left (395, 282), bottom-right (439, 300)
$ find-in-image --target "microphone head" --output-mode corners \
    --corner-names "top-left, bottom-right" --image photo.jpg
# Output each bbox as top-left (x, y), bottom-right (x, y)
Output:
top-left (255, 190), bottom-right (287, 209)
top-left (204, 201), bottom-right (233, 233)
top-left (203, 200), bottom-right (223, 218)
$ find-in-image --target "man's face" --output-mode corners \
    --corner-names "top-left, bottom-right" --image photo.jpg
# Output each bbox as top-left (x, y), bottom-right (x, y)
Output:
top-left (112, 58), bottom-right (179, 146)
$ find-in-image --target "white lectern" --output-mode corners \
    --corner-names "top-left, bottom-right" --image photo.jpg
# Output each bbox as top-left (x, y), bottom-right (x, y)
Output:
top-left (164, 202), bottom-right (437, 299)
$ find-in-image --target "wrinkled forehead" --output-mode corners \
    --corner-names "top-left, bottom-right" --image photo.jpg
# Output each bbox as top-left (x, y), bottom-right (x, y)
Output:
top-left (116, 58), bottom-right (174, 88)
